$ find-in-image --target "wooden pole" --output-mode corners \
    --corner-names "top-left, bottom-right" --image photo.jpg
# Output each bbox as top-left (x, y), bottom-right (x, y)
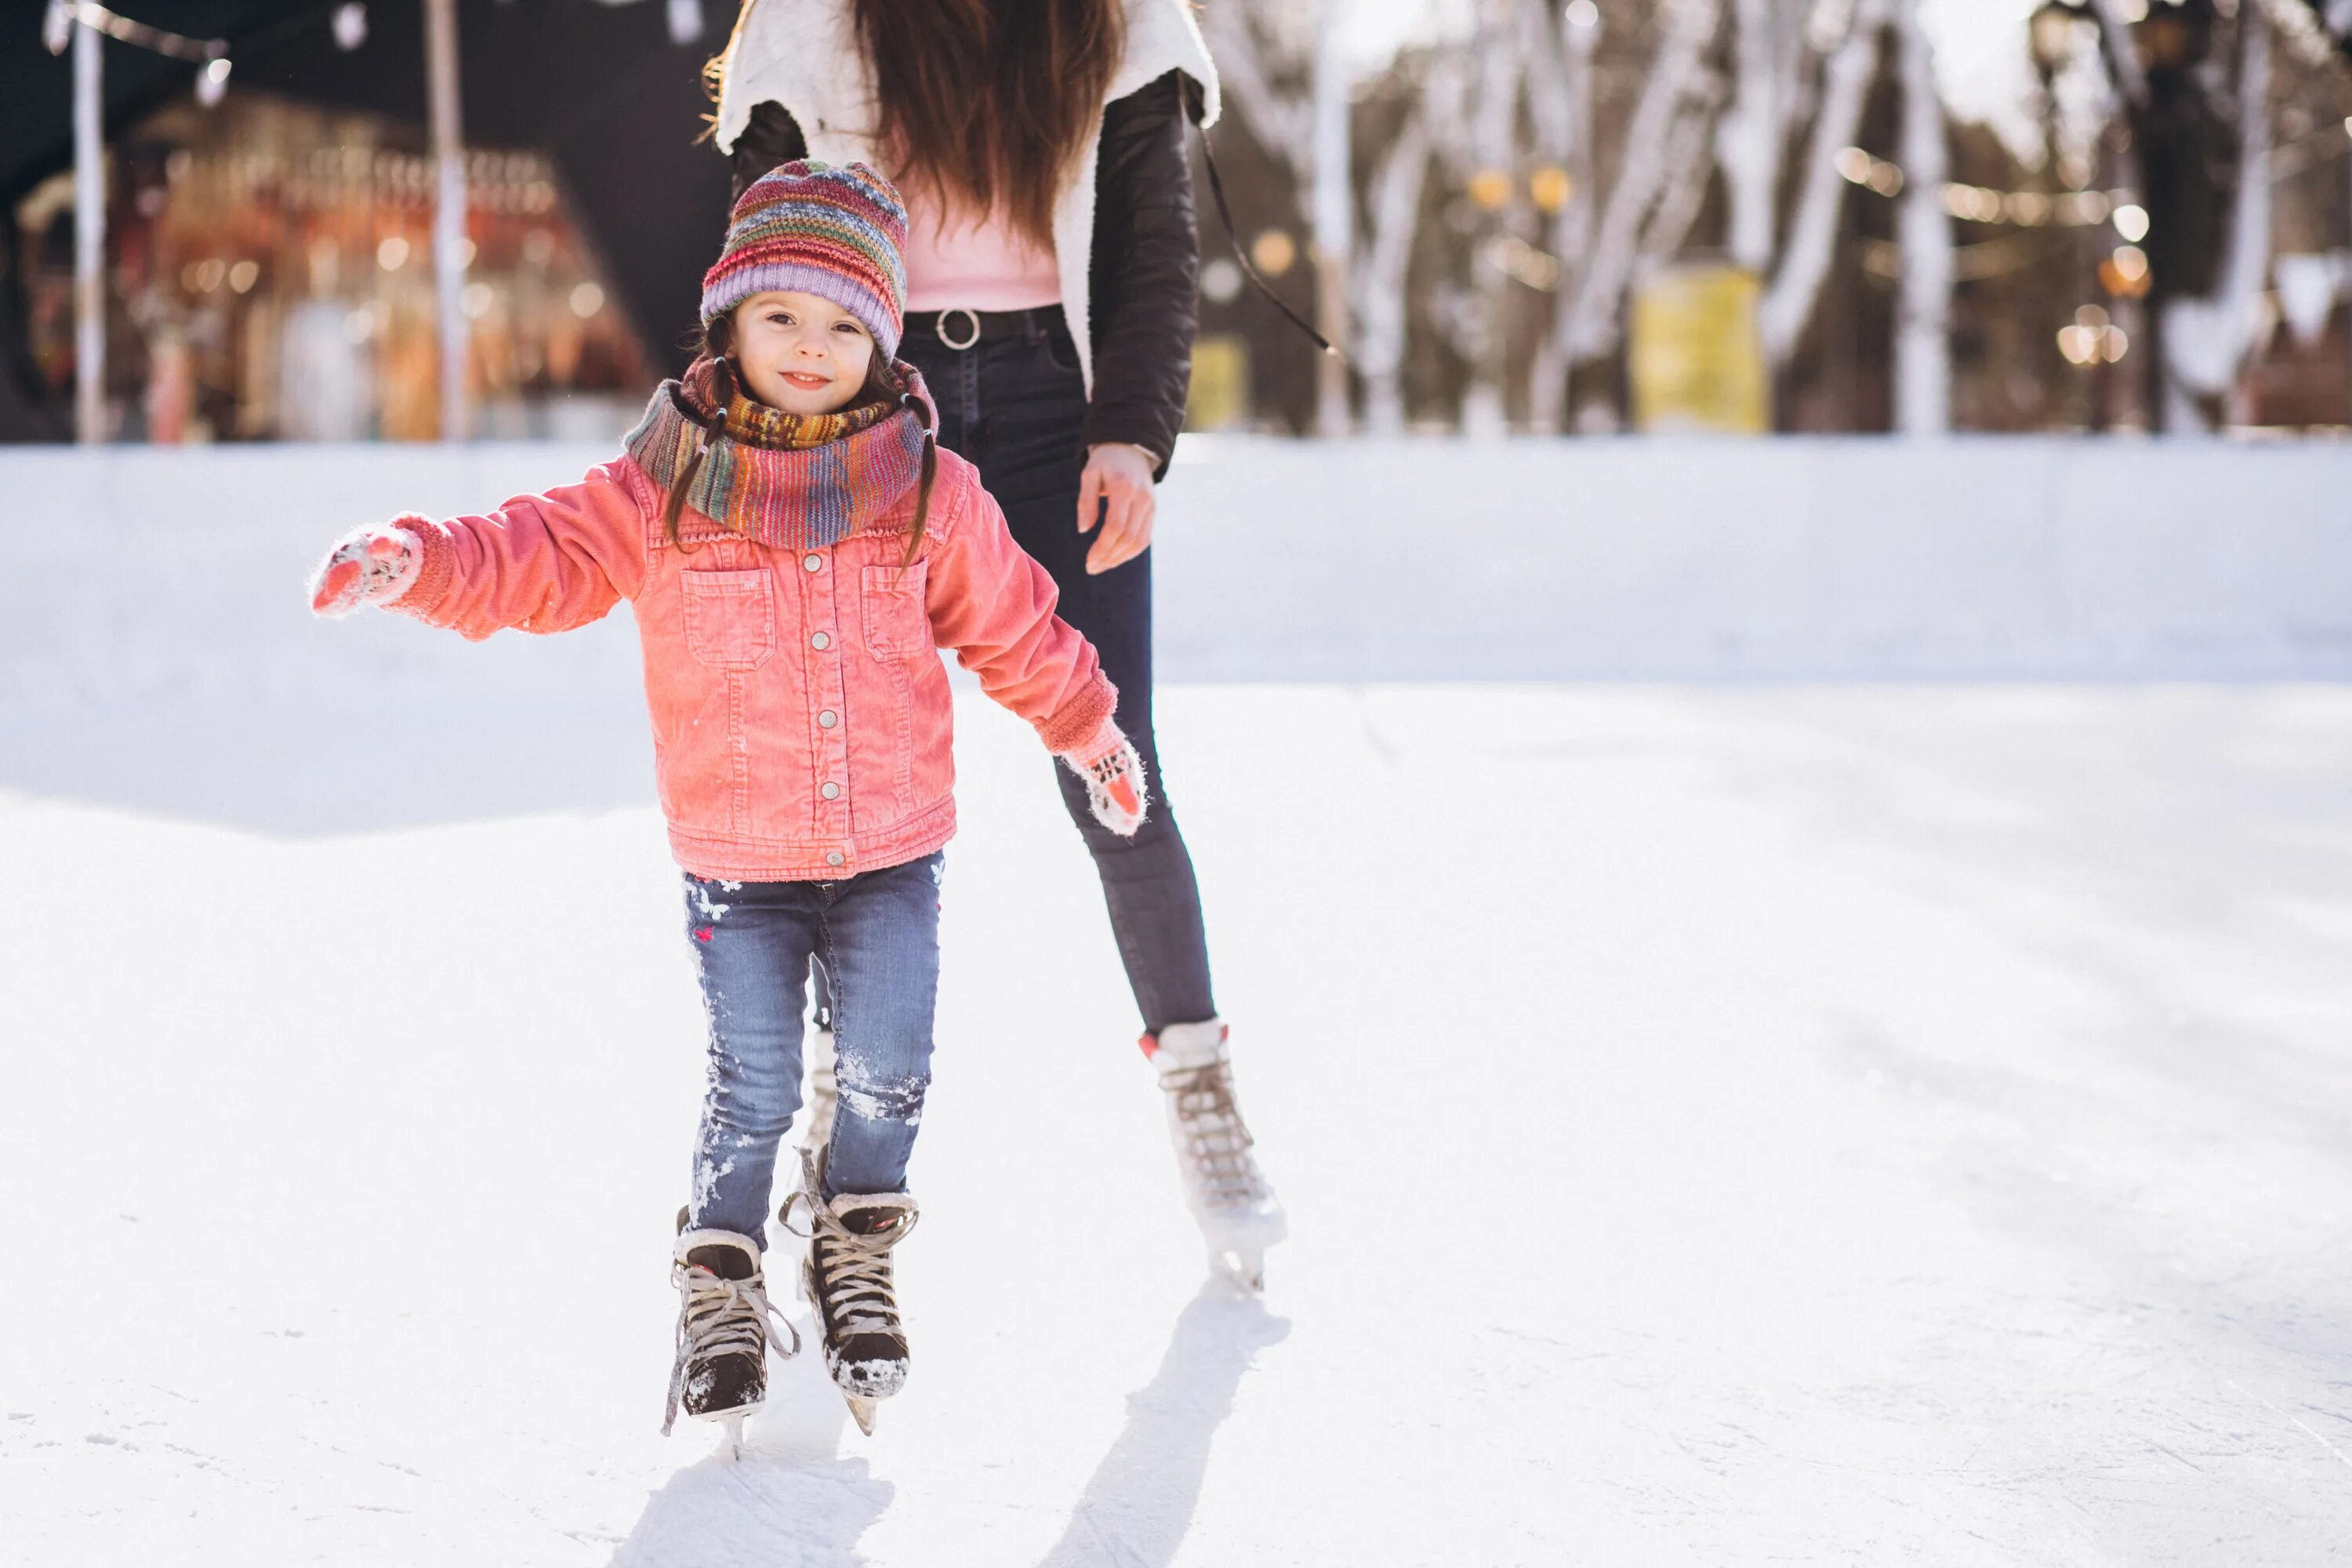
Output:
top-left (425, 0), bottom-right (467, 441)
top-left (74, 14), bottom-right (104, 444)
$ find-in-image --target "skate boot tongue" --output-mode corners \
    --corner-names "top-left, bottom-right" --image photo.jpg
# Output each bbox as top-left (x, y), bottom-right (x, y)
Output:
top-left (840, 1204), bottom-right (909, 1236)
top-left (684, 1240), bottom-right (758, 1280)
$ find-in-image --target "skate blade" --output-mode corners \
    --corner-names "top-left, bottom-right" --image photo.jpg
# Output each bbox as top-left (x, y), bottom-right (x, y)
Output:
top-left (720, 1413), bottom-right (746, 1461)
top-left (1210, 1245), bottom-right (1266, 1294)
top-left (844, 1396), bottom-right (879, 1436)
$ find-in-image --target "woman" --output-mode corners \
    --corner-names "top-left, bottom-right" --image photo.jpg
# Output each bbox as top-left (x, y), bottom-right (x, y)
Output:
top-left (709, 0), bottom-right (1283, 1287)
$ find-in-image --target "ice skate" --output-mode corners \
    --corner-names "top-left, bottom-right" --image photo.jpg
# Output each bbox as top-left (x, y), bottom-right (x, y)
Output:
top-left (662, 1218), bottom-right (799, 1457)
top-left (1143, 1019), bottom-right (1287, 1291)
top-left (782, 1157), bottom-right (919, 1434)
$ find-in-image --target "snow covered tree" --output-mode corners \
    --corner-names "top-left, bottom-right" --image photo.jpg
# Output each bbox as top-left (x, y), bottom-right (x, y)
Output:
top-left (1546, 0), bottom-right (1728, 413)
top-left (2299, 0), bottom-right (2352, 62)
top-left (1718, 0), bottom-right (1813, 276)
top-left (1200, 0), bottom-right (1443, 434)
top-left (1758, 0), bottom-right (1893, 370)
top-left (1892, 0), bottom-right (1951, 433)
top-left (2082, 0), bottom-right (2307, 430)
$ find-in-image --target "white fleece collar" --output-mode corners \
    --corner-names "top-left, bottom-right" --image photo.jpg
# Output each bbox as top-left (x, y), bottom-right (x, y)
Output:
top-left (713, 0), bottom-right (1218, 157)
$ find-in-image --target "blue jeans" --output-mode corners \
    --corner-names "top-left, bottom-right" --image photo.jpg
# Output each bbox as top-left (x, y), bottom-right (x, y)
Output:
top-left (902, 307), bottom-right (1217, 1033)
top-left (684, 853), bottom-right (943, 1240)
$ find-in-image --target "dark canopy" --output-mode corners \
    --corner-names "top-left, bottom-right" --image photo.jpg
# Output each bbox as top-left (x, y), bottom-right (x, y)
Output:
top-left (3, 0), bottom-right (735, 437)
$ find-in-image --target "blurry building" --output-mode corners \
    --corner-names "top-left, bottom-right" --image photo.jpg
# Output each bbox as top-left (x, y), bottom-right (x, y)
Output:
top-left (14, 92), bottom-right (648, 441)
top-left (2, 0), bottom-right (733, 443)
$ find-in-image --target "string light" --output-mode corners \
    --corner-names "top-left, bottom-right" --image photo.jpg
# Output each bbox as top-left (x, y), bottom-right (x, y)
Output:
top-left (1836, 146), bottom-right (2129, 228)
top-left (1838, 111), bottom-right (2352, 235)
top-left (44, 2), bottom-right (226, 64)
top-left (45, 1), bottom-right (233, 107)
top-left (2059, 305), bottom-right (2129, 366)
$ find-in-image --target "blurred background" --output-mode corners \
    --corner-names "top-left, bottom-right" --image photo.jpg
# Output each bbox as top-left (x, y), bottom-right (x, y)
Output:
top-left (7, 0), bottom-right (2352, 446)
top-left (9, 13), bottom-right (2352, 1559)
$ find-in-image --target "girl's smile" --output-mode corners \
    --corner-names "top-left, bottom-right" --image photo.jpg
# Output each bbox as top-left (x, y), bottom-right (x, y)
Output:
top-left (729, 289), bottom-right (877, 415)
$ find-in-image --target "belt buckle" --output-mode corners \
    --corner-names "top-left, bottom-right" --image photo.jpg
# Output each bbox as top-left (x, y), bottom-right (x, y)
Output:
top-left (935, 308), bottom-right (982, 351)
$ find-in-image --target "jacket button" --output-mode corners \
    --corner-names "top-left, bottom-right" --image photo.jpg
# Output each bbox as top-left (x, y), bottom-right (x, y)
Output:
top-left (821, 781), bottom-right (840, 800)
top-left (811, 630), bottom-right (831, 650)
top-left (803, 554), bottom-right (823, 572)
top-left (818, 710), bottom-right (837, 728)
top-left (826, 851), bottom-right (844, 867)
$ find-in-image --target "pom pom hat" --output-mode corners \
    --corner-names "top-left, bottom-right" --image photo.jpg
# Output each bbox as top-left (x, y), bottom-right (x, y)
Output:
top-left (701, 160), bottom-right (909, 359)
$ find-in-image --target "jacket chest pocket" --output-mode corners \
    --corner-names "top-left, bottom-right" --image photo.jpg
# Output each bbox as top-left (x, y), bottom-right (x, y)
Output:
top-left (860, 561), bottom-right (930, 659)
top-left (681, 568), bottom-right (776, 670)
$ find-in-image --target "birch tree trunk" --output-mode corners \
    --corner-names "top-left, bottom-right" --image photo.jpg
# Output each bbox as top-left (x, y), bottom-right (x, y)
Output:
top-left (1356, 111), bottom-right (1435, 434)
top-left (1638, 85), bottom-right (1731, 281)
top-left (1759, 0), bottom-right (1890, 366)
top-left (1202, 2), bottom-right (1441, 435)
top-left (1461, 0), bottom-right (1528, 437)
top-left (1718, 0), bottom-right (1788, 274)
top-left (2160, 4), bottom-right (2272, 430)
top-left (1559, 0), bottom-right (1726, 363)
top-left (1200, 6), bottom-right (1314, 187)
top-left (1522, 0), bottom-right (1589, 431)
top-left (1893, 0), bottom-right (1951, 433)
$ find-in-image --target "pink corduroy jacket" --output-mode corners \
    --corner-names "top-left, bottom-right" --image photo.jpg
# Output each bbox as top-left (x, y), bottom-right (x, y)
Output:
top-left (387, 445), bottom-right (1115, 881)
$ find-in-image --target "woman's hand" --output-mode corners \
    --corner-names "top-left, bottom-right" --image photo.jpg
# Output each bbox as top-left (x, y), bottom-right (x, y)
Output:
top-left (1058, 717), bottom-right (1149, 837)
top-left (309, 524), bottom-right (421, 618)
top-left (1076, 441), bottom-right (1157, 575)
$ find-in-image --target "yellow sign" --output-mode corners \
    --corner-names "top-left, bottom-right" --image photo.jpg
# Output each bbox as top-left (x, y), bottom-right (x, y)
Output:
top-left (1629, 264), bottom-right (1770, 434)
top-left (1185, 333), bottom-right (1251, 432)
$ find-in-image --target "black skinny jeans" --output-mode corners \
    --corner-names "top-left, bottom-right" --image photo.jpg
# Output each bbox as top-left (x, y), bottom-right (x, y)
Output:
top-left (897, 307), bottom-right (1217, 1035)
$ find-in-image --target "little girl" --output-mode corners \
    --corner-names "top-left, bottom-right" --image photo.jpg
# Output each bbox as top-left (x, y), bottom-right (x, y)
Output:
top-left (308, 162), bottom-right (1147, 1442)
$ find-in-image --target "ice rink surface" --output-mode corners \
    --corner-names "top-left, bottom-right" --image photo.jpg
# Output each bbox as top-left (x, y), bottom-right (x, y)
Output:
top-left (5, 682), bottom-right (2351, 1565)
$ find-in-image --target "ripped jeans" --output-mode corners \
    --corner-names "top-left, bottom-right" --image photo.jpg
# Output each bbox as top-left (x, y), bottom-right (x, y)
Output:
top-left (682, 853), bottom-right (942, 1240)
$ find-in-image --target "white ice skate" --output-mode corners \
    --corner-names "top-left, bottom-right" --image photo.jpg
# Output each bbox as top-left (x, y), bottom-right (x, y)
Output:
top-left (1143, 1018), bottom-right (1287, 1292)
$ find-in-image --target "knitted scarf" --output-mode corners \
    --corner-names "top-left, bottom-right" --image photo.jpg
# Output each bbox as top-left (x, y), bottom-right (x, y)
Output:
top-left (624, 356), bottom-right (935, 550)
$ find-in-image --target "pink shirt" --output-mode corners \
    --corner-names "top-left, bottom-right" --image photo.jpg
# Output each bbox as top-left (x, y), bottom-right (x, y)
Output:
top-left (902, 192), bottom-right (1062, 313)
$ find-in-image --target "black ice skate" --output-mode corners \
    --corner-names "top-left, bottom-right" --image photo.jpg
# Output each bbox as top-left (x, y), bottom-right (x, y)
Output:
top-left (663, 1218), bottom-right (799, 1458)
top-left (782, 1160), bottom-right (920, 1436)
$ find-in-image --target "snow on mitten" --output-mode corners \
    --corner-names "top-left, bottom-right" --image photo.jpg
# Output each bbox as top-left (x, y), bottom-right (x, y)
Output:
top-left (1059, 719), bottom-right (1149, 837)
top-left (308, 523), bottom-right (422, 619)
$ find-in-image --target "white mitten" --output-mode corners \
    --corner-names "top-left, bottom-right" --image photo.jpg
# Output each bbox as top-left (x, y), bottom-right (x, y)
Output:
top-left (1058, 718), bottom-right (1149, 837)
top-left (308, 524), bottom-right (421, 618)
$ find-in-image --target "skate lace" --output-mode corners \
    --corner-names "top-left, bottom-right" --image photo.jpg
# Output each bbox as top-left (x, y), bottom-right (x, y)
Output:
top-left (1164, 1061), bottom-right (1267, 1207)
top-left (789, 1198), bottom-right (919, 1339)
top-left (662, 1264), bottom-right (798, 1436)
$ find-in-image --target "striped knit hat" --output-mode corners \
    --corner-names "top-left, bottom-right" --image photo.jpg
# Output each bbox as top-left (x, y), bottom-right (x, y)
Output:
top-left (700, 161), bottom-right (908, 358)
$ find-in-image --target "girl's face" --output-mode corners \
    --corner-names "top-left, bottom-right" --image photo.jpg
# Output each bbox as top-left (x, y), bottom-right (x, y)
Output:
top-left (728, 290), bottom-right (877, 416)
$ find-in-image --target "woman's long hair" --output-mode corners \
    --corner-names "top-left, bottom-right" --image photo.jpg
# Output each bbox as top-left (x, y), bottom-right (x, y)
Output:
top-left (663, 311), bottom-right (938, 566)
top-left (854, 0), bottom-right (1124, 250)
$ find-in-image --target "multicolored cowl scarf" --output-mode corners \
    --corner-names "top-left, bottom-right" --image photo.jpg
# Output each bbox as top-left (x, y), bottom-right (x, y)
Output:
top-left (623, 354), bottom-right (935, 550)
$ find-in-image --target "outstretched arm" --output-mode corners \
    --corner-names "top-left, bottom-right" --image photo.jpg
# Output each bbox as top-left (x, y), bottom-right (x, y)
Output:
top-left (307, 460), bottom-right (651, 641)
